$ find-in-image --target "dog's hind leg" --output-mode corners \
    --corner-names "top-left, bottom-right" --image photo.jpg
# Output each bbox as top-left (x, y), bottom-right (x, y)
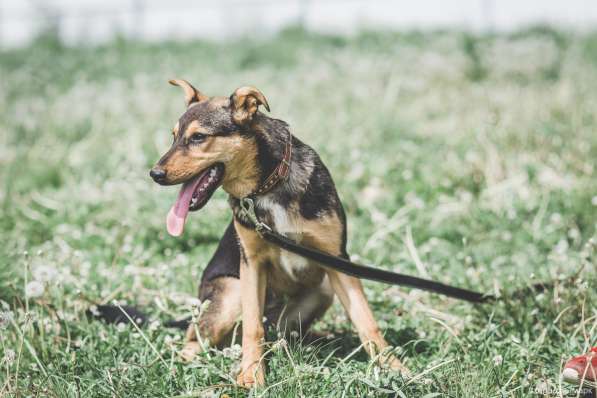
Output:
top-left (181, 276), bottom-right (241, 361)
top-left (181, 221), bottom-right (242, 361)
top-left (275, 276), bottom-right (334, 338)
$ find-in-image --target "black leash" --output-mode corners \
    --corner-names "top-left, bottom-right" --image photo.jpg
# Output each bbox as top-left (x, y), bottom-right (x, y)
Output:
top-left (238, 198), bottom-right (495, 304)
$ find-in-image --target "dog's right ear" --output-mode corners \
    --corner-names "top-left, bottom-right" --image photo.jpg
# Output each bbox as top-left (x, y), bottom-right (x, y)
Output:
top-left (169, 79), bottom-right (209, 107)
top-left (230, 86), bottom-right (270, 126)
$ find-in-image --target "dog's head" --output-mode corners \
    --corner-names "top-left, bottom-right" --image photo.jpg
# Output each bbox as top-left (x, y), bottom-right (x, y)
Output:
top-left (150, 79), bottom-right (269, 236)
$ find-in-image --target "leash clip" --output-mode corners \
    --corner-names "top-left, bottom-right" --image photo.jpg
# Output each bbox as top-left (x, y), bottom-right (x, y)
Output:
top-left (239, 197), bottom-right (272, 235)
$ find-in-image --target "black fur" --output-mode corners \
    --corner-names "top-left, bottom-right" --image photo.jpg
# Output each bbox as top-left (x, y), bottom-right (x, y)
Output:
top-left (299, 158), bottom-right (340, 220)
top-left (200, 220), bottom-right (240, 284)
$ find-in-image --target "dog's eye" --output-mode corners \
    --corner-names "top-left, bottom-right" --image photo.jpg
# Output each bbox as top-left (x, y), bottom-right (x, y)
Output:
top-left (189, 133), bottom-right (207, 144)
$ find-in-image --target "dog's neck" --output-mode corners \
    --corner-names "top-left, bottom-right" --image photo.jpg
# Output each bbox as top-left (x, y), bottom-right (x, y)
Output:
top-left (222, 115), bottom-right (290, 199)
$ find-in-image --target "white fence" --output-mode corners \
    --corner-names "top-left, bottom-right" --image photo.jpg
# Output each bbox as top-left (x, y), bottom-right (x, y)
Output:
top-left (1, 0), bottom-right (597, 48)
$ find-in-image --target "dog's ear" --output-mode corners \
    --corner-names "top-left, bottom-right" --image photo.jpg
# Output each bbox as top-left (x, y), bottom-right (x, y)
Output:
top-left (230, 86), bottom-right (270, 125)
top-left (169, 79), bottom-right (209, 107)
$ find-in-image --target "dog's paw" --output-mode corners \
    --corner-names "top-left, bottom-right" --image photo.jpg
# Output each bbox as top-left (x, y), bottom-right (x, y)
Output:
top-left (381, 355), bottom-right (411, 378)
top-left (179, 341), bottom-right (201, 362)
top-left (236, 361), bottom-right (265, 389)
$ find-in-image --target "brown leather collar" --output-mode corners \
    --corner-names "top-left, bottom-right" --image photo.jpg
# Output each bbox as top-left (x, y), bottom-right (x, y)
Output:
top-left (250, 130), bottom-right (292, 197)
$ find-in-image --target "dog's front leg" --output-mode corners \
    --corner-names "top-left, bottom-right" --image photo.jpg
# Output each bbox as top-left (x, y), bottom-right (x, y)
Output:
top-left (234, 221), bottom-right (268, 388)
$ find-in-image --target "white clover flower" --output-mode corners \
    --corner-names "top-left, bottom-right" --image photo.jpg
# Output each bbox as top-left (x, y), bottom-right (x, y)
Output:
top-left (148, 320), bottom-right (160, 332)
top-left (373, 364), bottom-right (380, 380)
top-left (25, 281), bottom-right (44, 298)
top-left (199, 391), bottom-right (218, 398)
top-left (493, 354), bottom-right (503, 366)
top-left (3, 349), bottom-right (15, 365)
top-left (200, 299), bottom-right (211, 312)
top-left (186, 297), bottom-right (201, 308)
top-left (33, 264), bottom-right (58, 283)
top-left (222, 344), bottom-right (242, 359)
top-left (43, 319), bottom-right (54, 333)
top-left (116, 323), bottom-right (126, 332)
top-left (0, 311), bottom-right (14, 329)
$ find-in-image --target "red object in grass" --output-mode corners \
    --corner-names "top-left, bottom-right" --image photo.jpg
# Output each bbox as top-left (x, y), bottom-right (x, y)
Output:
top-left (562, 347), bottom-right (597, 384)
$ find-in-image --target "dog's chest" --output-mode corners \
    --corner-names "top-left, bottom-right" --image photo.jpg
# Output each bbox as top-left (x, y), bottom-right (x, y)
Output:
top-left (259, 200), bottom-right (321, 285)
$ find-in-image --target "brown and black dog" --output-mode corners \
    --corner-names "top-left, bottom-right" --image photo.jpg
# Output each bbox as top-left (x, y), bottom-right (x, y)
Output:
top-left (150, 79), bottom-right (408, 387)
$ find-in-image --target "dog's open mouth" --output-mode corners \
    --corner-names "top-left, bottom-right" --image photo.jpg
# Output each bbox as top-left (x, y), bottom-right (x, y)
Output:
top-left (166, 163), bottom-right (224, 236)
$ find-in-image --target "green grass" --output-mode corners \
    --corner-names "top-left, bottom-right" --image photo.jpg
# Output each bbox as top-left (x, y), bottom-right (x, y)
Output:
top-left (1, 26), bottom-right (596, 397)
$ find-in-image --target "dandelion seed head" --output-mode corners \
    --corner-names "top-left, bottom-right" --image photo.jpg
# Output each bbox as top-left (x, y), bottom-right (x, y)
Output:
top-left (25, 281), bottom-right (44, 298)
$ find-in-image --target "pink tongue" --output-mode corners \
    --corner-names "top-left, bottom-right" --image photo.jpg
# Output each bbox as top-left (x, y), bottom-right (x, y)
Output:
top-left (166, 176), bottom-right (201, 236)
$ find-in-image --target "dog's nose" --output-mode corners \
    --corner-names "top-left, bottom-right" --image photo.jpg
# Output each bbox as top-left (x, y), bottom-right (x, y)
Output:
top-left (150, 167), bottom-right (166, 182)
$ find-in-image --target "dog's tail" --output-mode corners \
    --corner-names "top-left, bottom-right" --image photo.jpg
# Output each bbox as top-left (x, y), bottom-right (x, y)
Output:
top-left (87, 305), bottom-right (190, 329)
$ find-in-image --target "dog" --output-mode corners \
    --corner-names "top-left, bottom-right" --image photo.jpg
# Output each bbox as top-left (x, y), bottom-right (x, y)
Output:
top-left (150, 79), bottom-right (409, 388)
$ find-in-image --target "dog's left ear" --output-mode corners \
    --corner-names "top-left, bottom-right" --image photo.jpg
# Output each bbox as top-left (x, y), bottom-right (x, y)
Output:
top-left (169, 79), bottom-right (209, 107)
top-left (230, 86), bottom-right (270, 125)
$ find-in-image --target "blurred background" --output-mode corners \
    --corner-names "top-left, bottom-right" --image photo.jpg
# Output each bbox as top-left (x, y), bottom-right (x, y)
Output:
top-left (1, 1), bottom-right (596, 396)
top-left (2, 0), bottom-right (597, 48)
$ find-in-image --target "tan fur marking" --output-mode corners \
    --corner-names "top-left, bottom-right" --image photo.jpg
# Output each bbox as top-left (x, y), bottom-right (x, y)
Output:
top-left (221, 137), bottom-right (260, 198)
top-left (169, 79), bottom-right (209, 106)
top-left (184, 120), bottom-right (205, 137)
top-left (300, 213), bottom-right (343, 250)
